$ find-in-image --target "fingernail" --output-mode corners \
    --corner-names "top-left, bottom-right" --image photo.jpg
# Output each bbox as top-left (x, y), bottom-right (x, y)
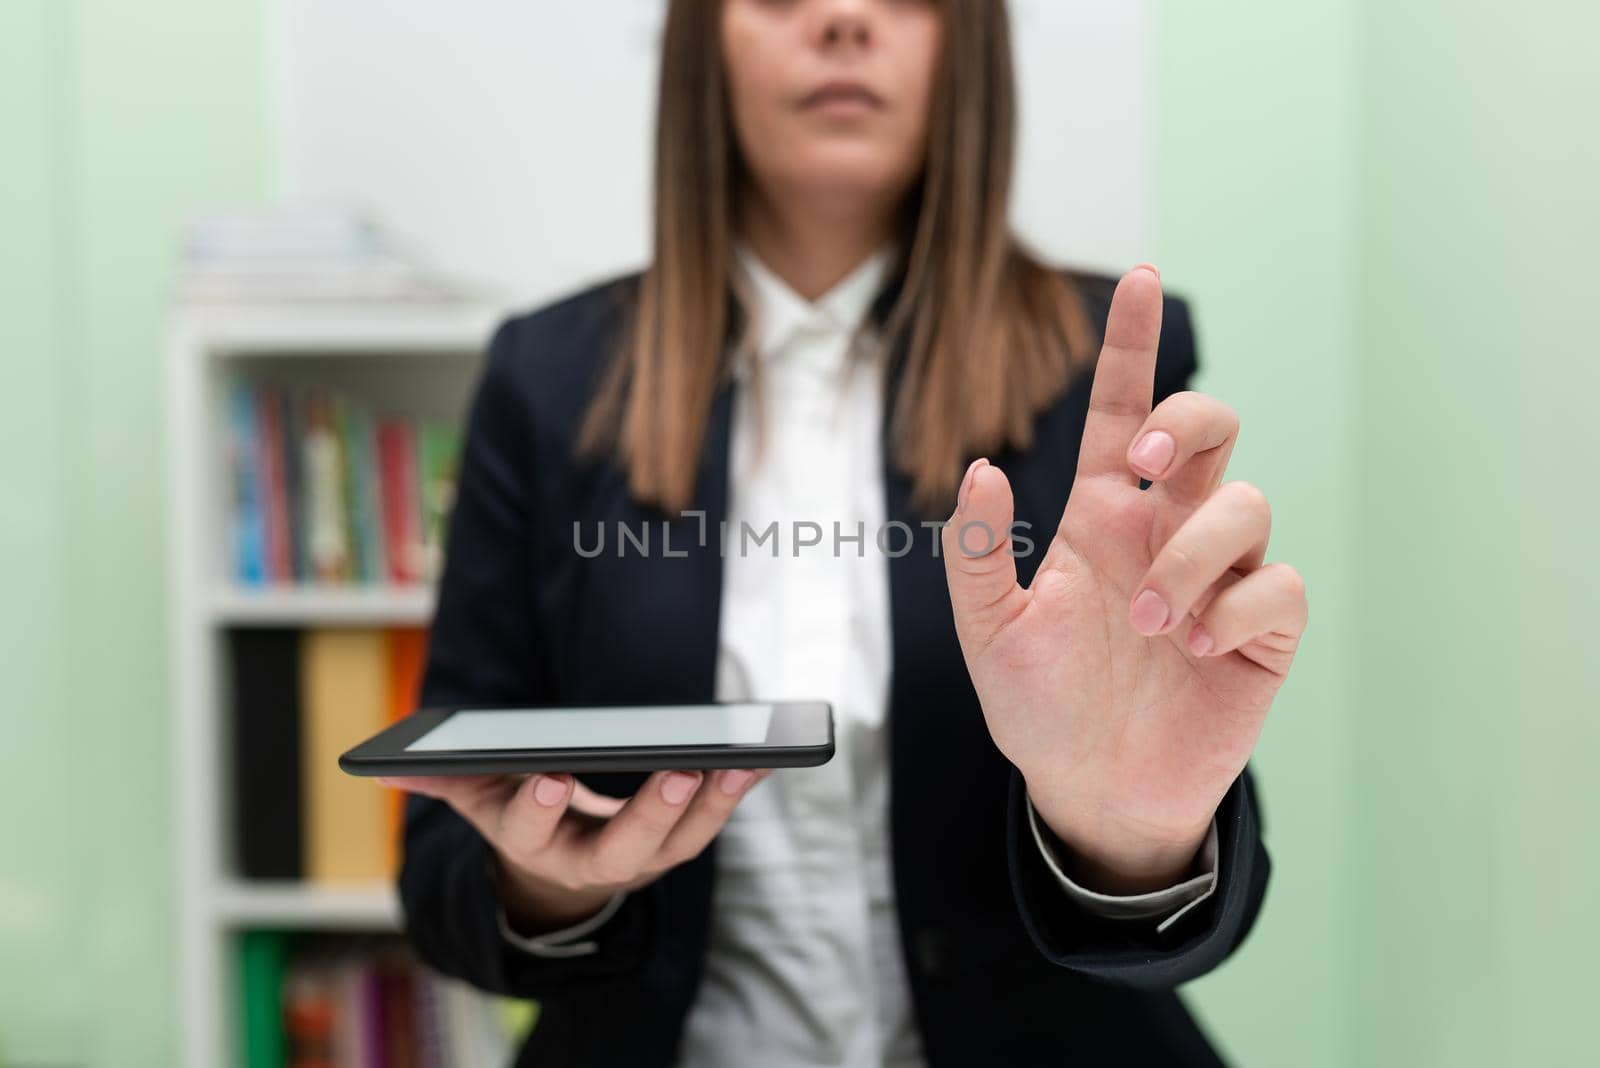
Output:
top-left (662, 771), bottom-right (700, 805)
top-left (718, 769), bottom-right (756, 796)
top-left (956, 457), bottom-right (988, 515)
top-left (1129, 431), bottom-right (1175, 477)
top-left (533, 775), bottom-right (569, 806)
top-left (1135, 262), bottom-right (1161, 280)
top-left (1188, 623), bottom-right (1215, 657)
top-left (1130, 589), bottom-right (1170, 635)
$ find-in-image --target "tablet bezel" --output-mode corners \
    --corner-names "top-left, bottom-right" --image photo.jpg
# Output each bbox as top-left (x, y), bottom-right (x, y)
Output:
top-left (337, 700), bottom-right (835, 776)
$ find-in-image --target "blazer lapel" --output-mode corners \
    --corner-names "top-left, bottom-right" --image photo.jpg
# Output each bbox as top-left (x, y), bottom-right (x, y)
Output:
top-left (572, 379), bottom-right (736, 798)
top-left (682, 378), bottom-right (737, 700)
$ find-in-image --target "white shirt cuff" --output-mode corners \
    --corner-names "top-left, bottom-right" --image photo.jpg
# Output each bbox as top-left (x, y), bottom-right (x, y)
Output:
top-left (1026, 795), bottom-right (1219, 935)
top-left (495, 887), bottom-right (629, 958)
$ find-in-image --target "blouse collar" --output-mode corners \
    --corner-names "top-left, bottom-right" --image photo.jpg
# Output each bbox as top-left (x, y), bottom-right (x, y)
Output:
top-left (732, 239), bottom-right (897, 380)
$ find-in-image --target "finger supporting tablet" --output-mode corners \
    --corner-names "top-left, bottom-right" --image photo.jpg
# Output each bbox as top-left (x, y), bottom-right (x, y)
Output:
top-left (655, 768), bottom-right (760, 867)
top-left (498, 773), bottom-right (573, 863)
top-left (585, 770), bottom-right (704, 885)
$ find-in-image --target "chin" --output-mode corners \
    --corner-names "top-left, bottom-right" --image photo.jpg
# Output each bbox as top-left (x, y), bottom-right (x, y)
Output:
top-left (777, 147), bottom-right (919, 206)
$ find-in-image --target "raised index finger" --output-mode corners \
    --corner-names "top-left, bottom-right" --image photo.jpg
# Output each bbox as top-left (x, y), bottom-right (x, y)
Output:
top-left (1075, 264), bottom-right (1164, 484)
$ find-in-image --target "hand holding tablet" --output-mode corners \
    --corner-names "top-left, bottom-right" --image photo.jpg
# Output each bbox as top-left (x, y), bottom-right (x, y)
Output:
top-left (345, 701), bottom-right (833, 937)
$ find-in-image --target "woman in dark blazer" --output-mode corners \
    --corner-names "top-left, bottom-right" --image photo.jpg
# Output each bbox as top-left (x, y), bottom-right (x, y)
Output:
top-left (381, 1), bottom-right (1307, 1065)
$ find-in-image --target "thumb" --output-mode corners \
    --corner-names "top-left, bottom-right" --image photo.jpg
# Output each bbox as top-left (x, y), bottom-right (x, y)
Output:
top-left (942, 458), bottom-right (1026, 651)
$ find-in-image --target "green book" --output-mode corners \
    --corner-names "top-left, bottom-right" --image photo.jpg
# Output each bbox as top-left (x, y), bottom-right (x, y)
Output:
top-left (347, 404), bottom-right (383, 583)
top-left (237, 930), bottom-right (289, 1068)
top-left (417, 421), bottom-right (462, 583)
top-left (335, 399), bottom-right (379, 584)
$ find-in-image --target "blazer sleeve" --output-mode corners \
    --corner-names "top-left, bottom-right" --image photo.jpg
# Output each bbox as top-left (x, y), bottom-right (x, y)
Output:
top-left (394, 317), bottom-right (659, 998)
top-left (1007, 765), bottom-right (1270, 989)
top-left (1004, 293), bottom-right (1273, 989)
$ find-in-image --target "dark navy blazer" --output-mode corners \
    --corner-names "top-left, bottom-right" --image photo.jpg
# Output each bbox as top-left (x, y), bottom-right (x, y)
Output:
top-left (397, 267), bottom-right (1270, 1066)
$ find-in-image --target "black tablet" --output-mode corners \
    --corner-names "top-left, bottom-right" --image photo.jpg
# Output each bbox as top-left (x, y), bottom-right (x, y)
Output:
top-left (338, 700), bottom-right (835, 776)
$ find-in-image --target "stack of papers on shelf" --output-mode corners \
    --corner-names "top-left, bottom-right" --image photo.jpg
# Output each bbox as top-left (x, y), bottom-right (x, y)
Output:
top-left (177, 205), bottom-right (481, 303)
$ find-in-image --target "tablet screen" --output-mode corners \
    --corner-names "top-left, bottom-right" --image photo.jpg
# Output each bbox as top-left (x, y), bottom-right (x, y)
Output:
top-left (403, 703), bottom-right (778, 752)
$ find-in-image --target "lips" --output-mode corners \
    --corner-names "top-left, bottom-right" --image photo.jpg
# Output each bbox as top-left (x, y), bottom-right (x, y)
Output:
top-left (799, 80), bottom-right (884, 110)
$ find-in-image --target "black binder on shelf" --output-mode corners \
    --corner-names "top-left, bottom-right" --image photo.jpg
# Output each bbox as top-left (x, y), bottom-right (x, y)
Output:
top-left (228, 627), bottom-right (304, 879)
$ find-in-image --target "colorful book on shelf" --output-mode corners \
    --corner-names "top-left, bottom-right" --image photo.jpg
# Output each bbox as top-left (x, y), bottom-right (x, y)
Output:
top-left (230, 625), bottom-right (424, 885)
top-left (378, 956), bottom-right (423, 1068)
top-left (283, 950), bottom-right (337, 1068)
top-left (238, 930), bottom-right (290, 1068)
top-left (340, 402), bottom-right (385, 584)
top-left (384, 628), bottom-right (429, 867)
top-left (304, 391), bottom-right (351, 584)
top-left (331, 955), bottom-right (385, 1067)
top-left (230, 628), bottom-right (304, 880)
top-left (417, 421), bottom-right (461, 584)
top-left (329, 395), bottom-right (358, 582)
top-left (228, 375), bottom-right (461, 592)
top-left (229, 380), bottom-right (267, 585)
top-left (257, 385), bottom-right (294, 583)
top-left (301, 629), bottom-right (391, 882)
top-left (241, 937), bottom-right (536, 1068)
top-left (378, 418), bottom-right (424, 585)
top-left (283, 384), bottom-right (311, 582)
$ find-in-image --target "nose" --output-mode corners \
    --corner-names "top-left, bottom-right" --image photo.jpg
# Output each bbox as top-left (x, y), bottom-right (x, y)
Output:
top-left (814, 0), bottom-right (872, 50)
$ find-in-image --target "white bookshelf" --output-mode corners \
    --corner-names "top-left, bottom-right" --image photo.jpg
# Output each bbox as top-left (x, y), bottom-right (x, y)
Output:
top-left (208, 585), bottom-right (436, 626)
top-left (165, 297), bottom-right (505, 1068)
top-left (212, 880), bottom-right (401, 930)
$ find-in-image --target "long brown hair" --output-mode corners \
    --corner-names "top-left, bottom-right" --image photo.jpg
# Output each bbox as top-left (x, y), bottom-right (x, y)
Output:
top-left (579, 0), bottom-right (1095, 518)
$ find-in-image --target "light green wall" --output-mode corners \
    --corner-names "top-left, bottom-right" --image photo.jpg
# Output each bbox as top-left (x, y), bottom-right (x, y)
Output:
top-left (1153, 3), bottom-right (1358, 1064)
top-left (1, 3), bottom-right (81, 1060)
top-left (1353, 1), bottom-right (1600, 1063)
top-left (0, 1), bottom-right (269, 1065)
top-left (1156, 1), bottom-right (1600, 1065)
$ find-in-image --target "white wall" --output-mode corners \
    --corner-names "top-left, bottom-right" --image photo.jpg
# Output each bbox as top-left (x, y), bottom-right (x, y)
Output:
top-left (1009, 0), bottom-right (1150, 271)
top-left (274, 0), bottom-right (1149, 310)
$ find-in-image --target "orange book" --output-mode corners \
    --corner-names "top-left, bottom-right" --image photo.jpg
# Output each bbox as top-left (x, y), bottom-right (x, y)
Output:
top-left (383, 627), bottom-right (430, 874)
top-left (283, 953), bottom-right (337, 1068)
top-left (301, 629), bottom-right (391, 882)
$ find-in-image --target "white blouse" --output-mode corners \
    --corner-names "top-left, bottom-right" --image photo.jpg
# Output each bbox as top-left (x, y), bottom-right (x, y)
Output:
top-left (500, 243), bottom-right (1220, 1067)
top-left (677, 242), bottom-right (919, 1066)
